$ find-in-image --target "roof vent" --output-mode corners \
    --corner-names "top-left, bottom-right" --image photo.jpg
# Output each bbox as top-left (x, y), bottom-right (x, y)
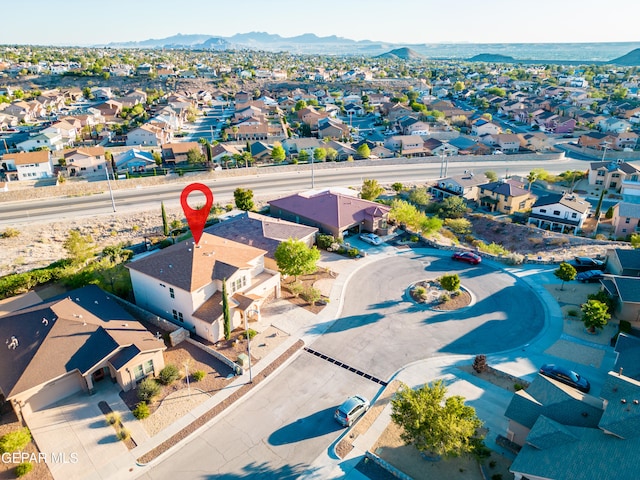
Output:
top-left (6, 336), bottom-right (18, 349)
top-left (42, 318), bottom-right (48, 326)
top-left (122, 323), bottom-right (129, 327)
top-left (634, 400), bottom-right (639, 405)
top-left (621, 399), bottom-right (627, 404)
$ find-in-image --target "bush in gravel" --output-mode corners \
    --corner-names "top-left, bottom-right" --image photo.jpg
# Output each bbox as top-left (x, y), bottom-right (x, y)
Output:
top-left (15, 462), bottom-right (33, 477)
top-left (0, 428), bottom-right (31, 453)
top-left (158, 364), bottom-right (181, 386)
top-left (246, 329), bottom-right (258, 340)
top-left (117, 428), bottom-right (131, 441)
top-left (137, 378), bottom-right (161, 403)
top-left (192, 370), bottom-right (206, 382)
top-left (133, 402), bottom-right (150, 419)
top-left (105, 412), bottom-right (121, 426)
top-left (316, 234), bottom-right (335, 250)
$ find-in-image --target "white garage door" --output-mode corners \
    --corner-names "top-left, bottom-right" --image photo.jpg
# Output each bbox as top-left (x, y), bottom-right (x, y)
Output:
top-left (24, 373), bottom-right (85, 415)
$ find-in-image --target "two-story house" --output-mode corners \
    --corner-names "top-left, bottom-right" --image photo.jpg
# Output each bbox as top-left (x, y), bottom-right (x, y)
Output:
top-left (528, 192), bottom-right (591, 234)
top-left (0, 150), bottom-right (54, 182)
top-left (429, 172), bottom-right (491, 201)
top-left (471, 118), bottom-right (501, 137)
top-left (126, 124), bottom-right (171, 146)
top-left (477, 178), bottom-right (537, 214)
top-left (588, 159), bottom-right (640, 192)
top-left (62, 147), bottom-right (107, 178)
top-left (127, 233), bottom-right (280, 344)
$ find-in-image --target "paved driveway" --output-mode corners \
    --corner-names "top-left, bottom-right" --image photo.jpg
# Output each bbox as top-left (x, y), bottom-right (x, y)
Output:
top-left (308, 250), bottom-right (545, 381)
top-left (24, 383), bottom-right (143, 480)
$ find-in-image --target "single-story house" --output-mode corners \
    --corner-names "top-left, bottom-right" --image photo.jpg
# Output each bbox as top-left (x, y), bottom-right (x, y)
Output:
top-left (269, 188), bottom-right (391, 238)
top-left (0, 285), bottom-right (166, 416)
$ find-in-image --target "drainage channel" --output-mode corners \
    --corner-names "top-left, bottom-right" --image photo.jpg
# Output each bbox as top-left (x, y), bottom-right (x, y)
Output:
top-left (304, 347), bottom-right (388, 386)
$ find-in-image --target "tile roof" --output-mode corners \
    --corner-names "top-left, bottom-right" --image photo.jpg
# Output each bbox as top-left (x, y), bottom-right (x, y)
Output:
top-left (617, 202), bottom-right (640, 218)
top-left (611, 248), bottom-right (640, 271)
top-left (2, 150), bottom-right (50, 165)
top-left (126, 233), bottom-right (266, 292)
top-left (611, 276), bottom-right (640, 303)
top-left (0, 285), bottom-right (164, 398)
top-left (479, 179), bottom-right (530, 197)
top-left (614, 333), bottom-right (640, 380)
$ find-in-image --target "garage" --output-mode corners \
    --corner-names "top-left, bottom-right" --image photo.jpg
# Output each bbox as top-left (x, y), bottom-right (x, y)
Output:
top-left (21, 373), bottom-right (85, 415)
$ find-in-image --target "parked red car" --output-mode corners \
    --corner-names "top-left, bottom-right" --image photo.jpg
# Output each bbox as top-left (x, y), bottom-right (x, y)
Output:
top-left (452, 251), bottom-right (482, 265)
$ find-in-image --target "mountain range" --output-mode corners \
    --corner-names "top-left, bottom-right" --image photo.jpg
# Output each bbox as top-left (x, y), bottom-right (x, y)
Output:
top-left (104, 32), bottom-right (640, 65)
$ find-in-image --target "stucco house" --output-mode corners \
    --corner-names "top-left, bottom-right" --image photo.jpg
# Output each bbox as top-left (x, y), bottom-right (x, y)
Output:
top-left (429, 172), bottom-right (491, 201)
top-left (205, 211), bottom-right (318, 271)
top-left (126, 124), bottom-right (171, 147)
top-left (269, 188), bottom-right (390, 238)
top-left (63, 146), bottom-right (106, 178)
top-left (0, 150), bottom-right (54, 182)
top-left (510, 371), bottom-right (640, 480)
top-left (477, 179), bottom-right (537, 214)
top-left (0, 286), bottom-right (166, 417)
top-left (528, 192), bottom-right (591, 234)
top-left (127, 233), bottom-right (280, 344)
top-left (588, 160), bottom-right (640, 191)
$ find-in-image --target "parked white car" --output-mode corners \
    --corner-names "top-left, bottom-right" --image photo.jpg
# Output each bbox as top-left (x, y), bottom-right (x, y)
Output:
top-left (359, 233), bottom-right (383, 246)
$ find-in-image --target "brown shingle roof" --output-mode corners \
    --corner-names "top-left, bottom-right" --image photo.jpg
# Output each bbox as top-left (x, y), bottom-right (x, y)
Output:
top-left (2, 150), bottom-right (49, 165)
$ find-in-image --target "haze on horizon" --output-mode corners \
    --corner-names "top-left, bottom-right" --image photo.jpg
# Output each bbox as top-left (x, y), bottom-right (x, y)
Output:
top-left (2, 0), bottom-right (638, 47)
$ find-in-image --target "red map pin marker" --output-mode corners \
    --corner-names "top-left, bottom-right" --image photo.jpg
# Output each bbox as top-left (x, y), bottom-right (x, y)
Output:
top-left (180, 183), bottom-right (214, 245)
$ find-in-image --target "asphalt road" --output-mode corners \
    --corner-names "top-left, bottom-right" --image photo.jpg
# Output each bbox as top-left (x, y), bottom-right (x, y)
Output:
top-left (0, 157), bottom-right (590, 226)
top-left (309, 251), bottom-right (544, 381)
top-left (139, 251), bottom-right (544, 479)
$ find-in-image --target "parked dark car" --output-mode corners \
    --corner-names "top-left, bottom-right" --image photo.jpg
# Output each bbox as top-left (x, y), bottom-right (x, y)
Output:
top-left (539, 364), bottom-right (590, 393)
top-left (568, 257), bottom-right (605, 272)
top-left (452, 251), bottom-right (482, 265)
top-left (576, 270), bottom-right (605, 283)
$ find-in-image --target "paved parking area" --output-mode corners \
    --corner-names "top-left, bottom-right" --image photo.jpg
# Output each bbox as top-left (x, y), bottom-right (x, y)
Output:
top-left (24, 383), bottom-right (140, 480)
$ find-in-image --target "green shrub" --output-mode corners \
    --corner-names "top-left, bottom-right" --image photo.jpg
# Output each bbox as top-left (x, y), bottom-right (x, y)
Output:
top-left (1, 227), bottom-right (20, 238)
top-left (301, 285), bottom-right (322, 304)
top-left (0, 428), bottom-right (31, 453)
top-left (246, 329), bottom-right (257, 340)
top-left (439, 293), bottom-right (450, 303)
top-left (317, 234), bottom-right (336, 250)
top-left (15, 462), bottom-right (33, 477)
top-left (288, 282), bottom-right (304, 298)
top-left (105, 412), bottom-right (121, 426)
top-left (132, 402), bottom-right (150, 420)
top-left (444, 218), bottom-right (472, 235)
top-left (158, 364), bottom-right (181, 385)
top-left (192, 370), bottom-right (206, 382)
top-left (414, 286), bottom-right (426, 298)
top-left (347, 248), bottom-right (359, 258)
top-left (137, 378), bottom-right (161, 402)
top-left (116, 428), bottom-right (130, 441)
top-left (410, 235), bottom-right (419, 242)
top-left (489, 460), bottom-right (497, 468)
top-left (514, 383), bottom-right (525, 391)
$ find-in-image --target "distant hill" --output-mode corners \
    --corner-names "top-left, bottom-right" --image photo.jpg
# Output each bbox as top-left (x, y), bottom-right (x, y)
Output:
top-left (107, 33), bottom-right (213, 49)
top-left (611, 48), bottom-right (640, 66)
top-left (467, 53), bottom-right (516, 62)
top-left (376, 47), bottom-right (423, 60)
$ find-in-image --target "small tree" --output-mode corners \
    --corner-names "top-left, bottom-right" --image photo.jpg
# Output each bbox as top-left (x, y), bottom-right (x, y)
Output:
top-left (361, 178), bottom-right (385, 201)
top-left (271, 144), bottom-right (286, 163)
top-left (484, 170), bottom-right (498, 182)
top-left (161, 201), bottom-right (169, 236)
top-left (554, 262), bottom-right (577, 291)
top-left (132, 402), bottom-right (150, 420)
top-left (594, 188), bottom-right (606, 220)
top-left (313, 147), bottom-right (327, 163)
top-left (234, 187), bottom-right (255, 211)
top-left (391, 380), bottom-right (483, 458)
top-left (186, 147), bottom-right (206, 165)
top-left (298, 149), bottom-right (309, 163)
top-left (439, 274), bottom-right (461, 293)
top-left (64, 230), bottom-right (96, 264)
top-left (357, 143), bottom-right (371, 159)
top-left (391, 182), bottom-right (404, 193)
top-left (274, 238), bottom-right (321, 280)
top-left (581, 299), bottom-right (610, 333)
top-left (438, 196), bottom-right (467, 219)
top-left (222, 278), bottom-right (231, 340)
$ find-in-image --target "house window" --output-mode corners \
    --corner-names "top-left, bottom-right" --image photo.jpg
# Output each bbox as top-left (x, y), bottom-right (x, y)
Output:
top-left (540, 208), bottom-right (547, 213)
top-left (143, 360), bottom-right (154, 375)
top-left (519, 201), bottom-right (526, 209)
top-left (612, 173), bottom-right (620, 178)
top-left (178, 312), bottom-right (183, 322)
top-left (622, 229), bottom-right (627, 233)
top-left (571, 213), bottom-right (577, 218)
top-left (172, 309), bottom-right (178, 320)
top-left (169, 287), bottom-right (175, 299)
top-left (626, 218), bottom-right (631, 224)
top-left (159, 283), bottom-right (166, 288)
top-left (597, 171), bottom-right (605, 176)
top-left (504, 206), bottom-right (512, 211)
top-left (610, 182), bottom-right (617, 188)
top-left (553, 210), bottom-right (561, 216)
top-left (595, 180), bottom-right (603, 186)
top-left (133, 365), bottom-right (144, 380)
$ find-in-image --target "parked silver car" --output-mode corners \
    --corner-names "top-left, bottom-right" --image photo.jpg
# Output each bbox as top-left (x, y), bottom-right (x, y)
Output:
top-left (334, 395), bottom-right (370, 427)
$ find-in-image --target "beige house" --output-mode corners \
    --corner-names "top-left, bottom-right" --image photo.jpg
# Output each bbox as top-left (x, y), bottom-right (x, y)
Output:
top-left (63, 146), bottom-right (106, 178)
top-left (0, 286), bottom-right (166, 417)
top-left (127, 233), bottom-right (281, 343)
top-left (478, 179), bottom-right (537, 214)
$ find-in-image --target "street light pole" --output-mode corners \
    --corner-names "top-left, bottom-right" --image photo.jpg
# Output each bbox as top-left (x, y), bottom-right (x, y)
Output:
top-left (104, 161), bottom-right (116, 212)
top-left (245, 308), bottom-right (259, 384)
top-left (311, 152), bottom-right (315, 189)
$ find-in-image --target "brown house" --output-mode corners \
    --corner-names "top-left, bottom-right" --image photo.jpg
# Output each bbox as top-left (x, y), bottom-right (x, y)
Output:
top-left (0, 286), bottom-right (166, 416)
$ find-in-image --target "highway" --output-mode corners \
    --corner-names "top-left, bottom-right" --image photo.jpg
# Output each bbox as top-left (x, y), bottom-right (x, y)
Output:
top-left (0, 156), bottom-right (588, 226)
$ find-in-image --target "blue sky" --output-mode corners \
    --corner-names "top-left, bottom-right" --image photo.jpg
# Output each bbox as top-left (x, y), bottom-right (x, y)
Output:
top-left (2, 0), bottom-right (638, 46)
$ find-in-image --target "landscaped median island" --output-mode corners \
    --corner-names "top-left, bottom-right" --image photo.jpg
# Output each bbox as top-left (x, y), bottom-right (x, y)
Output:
top-left (136, 339), bottom-right (305, 465)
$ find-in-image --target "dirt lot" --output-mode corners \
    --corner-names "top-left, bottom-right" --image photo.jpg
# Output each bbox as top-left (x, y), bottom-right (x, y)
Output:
top-left (467, 214), bottom-right (616, 261)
